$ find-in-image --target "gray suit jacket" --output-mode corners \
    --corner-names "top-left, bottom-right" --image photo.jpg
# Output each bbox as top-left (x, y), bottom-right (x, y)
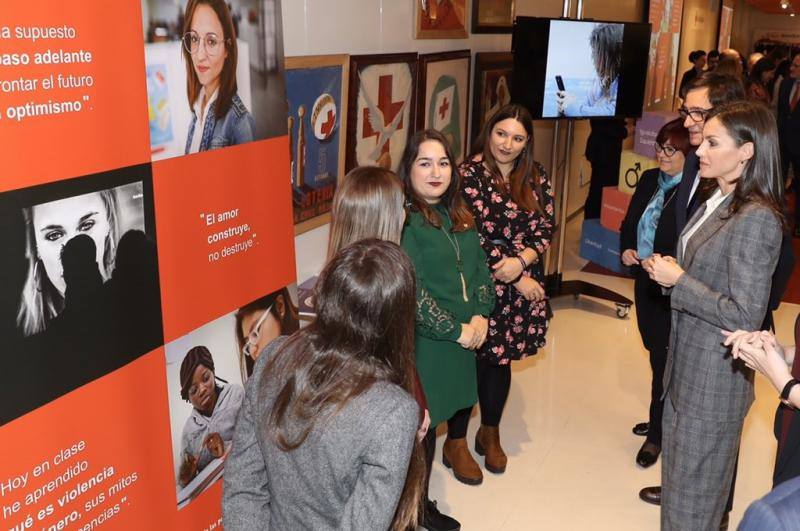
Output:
top-left (664, 197), bottom-right (782, 422)
top-left (222, 337), bottom-right (418, 530)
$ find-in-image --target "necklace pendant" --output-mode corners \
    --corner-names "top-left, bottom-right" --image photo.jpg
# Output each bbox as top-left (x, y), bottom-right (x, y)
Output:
top-left (460, 272), bottom-right (469, 302)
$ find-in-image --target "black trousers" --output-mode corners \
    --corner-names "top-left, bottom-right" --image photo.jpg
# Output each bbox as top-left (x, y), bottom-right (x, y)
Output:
top-left (476, 358), bottom-right (512, 427)
top-left (633, 269), bottom-right (670, 447)
top-left (645, 344), bottom-right (667, 446)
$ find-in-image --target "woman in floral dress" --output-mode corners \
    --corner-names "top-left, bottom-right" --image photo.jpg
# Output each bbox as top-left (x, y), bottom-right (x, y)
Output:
top-left (459, 104), bottom-right (555, 474)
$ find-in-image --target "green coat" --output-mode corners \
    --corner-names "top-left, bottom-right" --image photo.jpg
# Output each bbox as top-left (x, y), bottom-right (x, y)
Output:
top-left (401, 205), bottom-right (496, 426)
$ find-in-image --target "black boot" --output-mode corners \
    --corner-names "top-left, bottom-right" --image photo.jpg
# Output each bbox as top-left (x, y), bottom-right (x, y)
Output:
top-left (420, 499), bottom-right (461, 531)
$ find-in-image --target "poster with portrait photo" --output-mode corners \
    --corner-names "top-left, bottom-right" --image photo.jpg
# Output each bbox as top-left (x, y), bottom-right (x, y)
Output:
top-left (542, 21), bottom-right (623, 118)
top-left (0, 165), bottom-right (163, 425)
top-left (141, 0), bottom-right (287, 160)
top-left (164, 284), bottom-right (298, 508)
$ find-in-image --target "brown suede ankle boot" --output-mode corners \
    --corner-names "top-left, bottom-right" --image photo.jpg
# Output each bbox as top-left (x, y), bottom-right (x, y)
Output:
top-left (442, 437), bottom-right (483, 485)
top-left (475, 425), bottom-right (507, 474)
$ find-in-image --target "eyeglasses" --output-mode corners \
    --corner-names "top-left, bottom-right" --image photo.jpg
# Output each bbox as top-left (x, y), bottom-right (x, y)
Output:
top-left (182, 31), bottom-right (227, 56)
top-left (242, 305), bottom-right (273, 359)
top-left (654, 142), bottom-right (677, 157)
top-left (678, 106), bottom-right (712, 123)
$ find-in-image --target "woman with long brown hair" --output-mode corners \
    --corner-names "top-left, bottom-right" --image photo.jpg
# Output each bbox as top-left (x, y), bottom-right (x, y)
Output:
top-left (646, 100), bottom-right (786, 529)
top-left (459, 104), bottom-right (555, 475)
top-left (223, 239), bottom-right (425, 530)
top-left (181, 0), bottom-right (255, 154)
top-left (326, 165), bottom-right (431, 442)
top-left (326, 166), bottom-right (406, 258)
top-left (556, 23), bottom-right (623, 116)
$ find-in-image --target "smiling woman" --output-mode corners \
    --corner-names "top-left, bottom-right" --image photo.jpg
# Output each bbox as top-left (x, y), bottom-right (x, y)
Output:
top-left (181, 0), bottom-right (255, 154)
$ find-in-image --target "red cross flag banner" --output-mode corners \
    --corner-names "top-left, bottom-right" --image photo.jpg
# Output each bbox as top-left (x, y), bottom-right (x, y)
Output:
top-left (346, 53), bottom-right (418, 173)
top-left (0, 1), bottom-right (295, 529)
top-left (419, 50), bottom-right (470, 163)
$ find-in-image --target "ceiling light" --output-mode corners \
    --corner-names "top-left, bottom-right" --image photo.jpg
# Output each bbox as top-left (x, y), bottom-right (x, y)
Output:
top-left (780, 0), bottom-right (790, 8)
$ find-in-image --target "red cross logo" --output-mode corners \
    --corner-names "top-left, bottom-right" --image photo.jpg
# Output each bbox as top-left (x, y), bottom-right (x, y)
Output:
top-left (321, 109), bottom-right (336, 137)
top-left (438, 97), bottom-right (450, 121)
top-left (362, 75), bottom-right (405, 157)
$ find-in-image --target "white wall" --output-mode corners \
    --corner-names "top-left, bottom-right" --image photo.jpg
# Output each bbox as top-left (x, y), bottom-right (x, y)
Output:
top-left (732, 0), bottom-right (800, 54)
top-left (286, 0), bottom-right (645, 283)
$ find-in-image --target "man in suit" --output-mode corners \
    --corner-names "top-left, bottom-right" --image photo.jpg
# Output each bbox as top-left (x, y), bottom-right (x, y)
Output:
top-left (674, 74), bottom-right (744, 235)
top-left (777, 52), bottom-right (800, 237)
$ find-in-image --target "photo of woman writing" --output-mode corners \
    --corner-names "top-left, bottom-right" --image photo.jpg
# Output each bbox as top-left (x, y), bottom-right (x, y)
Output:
top-left (182, 0), bottom-right (255, 154)
top-left (177, 345), bottom-right (244, 489)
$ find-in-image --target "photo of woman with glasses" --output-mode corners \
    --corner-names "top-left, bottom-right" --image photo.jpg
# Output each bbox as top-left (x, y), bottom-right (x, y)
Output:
top-left (234, 288), bottom-right (300, 381)
top-left (181, 0), bottom-right (255, 154)
top-left (619, 118), bottom-right (690, 470)
top-left (177, 345), bottom-right (244, 490)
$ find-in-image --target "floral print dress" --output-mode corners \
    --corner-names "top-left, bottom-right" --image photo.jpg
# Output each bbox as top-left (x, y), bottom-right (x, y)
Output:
top-left (460, 159), bottom-right (556, 365)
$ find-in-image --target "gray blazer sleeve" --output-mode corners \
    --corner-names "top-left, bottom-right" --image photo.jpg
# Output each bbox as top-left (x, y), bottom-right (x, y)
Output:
top-left (339, 395), bottom-right (418, 531)
top-left (671, 206), bottom-right (781, 332)
top-left (222, 388), bottom-right (270, 530)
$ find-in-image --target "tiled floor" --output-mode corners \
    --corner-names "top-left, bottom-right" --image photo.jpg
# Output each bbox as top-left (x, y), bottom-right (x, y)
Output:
top-left (425, 215), bottom-right (799, 530)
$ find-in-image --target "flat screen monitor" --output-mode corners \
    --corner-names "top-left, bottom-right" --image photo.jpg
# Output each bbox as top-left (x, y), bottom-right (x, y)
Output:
top-left (511, 17), bottom-right (651, 120)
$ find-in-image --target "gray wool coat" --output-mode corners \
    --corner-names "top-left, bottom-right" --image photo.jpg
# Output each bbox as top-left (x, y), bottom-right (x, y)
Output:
top-left (222, 337), bottom-right (418, 531)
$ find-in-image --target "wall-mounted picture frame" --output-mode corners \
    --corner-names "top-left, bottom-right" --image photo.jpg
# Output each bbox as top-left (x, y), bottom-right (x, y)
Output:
top-left (471, 52), bottom-right (513, 150)
top-left (285, 54), bottom-right (349, 235)
top-left (471, 0), bottom-right (515, 34)
top-left (415, 0), bottom-right (468, 39)
top-left (418, 50), bottom-right (471, 163)
top-left (346, 53), bottom-right (418, 173)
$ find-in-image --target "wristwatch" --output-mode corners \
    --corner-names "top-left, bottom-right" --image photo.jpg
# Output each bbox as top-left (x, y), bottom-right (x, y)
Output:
top-left (780, 378), bottom-right (799, 407)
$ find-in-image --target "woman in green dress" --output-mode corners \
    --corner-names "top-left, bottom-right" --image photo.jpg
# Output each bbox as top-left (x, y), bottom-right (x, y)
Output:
top-left (399, 129), bottom-right (495, 531)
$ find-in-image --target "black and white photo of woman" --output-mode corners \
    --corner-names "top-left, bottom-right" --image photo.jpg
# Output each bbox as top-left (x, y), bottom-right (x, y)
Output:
top-left (0, 174), bottom-right (163, 425)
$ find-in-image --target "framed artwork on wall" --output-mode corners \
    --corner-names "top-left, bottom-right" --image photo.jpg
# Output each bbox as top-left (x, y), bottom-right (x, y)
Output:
top-left (417, 50), bottom-right (471, 163)
top-left (471, 0), bottom-right (515, 34)
top-left (346, 53), bottom-right (418, 173)
top-left (471, 52), bottom-right (513, 150)
top-left (415, 0), bottom-right (468, 39)
top-left (717, 2), bottom-right (734, 51)
top-left (285, 54), bottom-right (349, 235)
top-left (643, 0), bottom-right (684, 111)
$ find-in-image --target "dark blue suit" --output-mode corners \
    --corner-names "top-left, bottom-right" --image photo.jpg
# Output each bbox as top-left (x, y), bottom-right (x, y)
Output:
top-left (739, 474), bottom-right (800, 530)
top-left (674, 149), bottom-right (700, 236)
top-left (777, 77), bottom-right (800, 226)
